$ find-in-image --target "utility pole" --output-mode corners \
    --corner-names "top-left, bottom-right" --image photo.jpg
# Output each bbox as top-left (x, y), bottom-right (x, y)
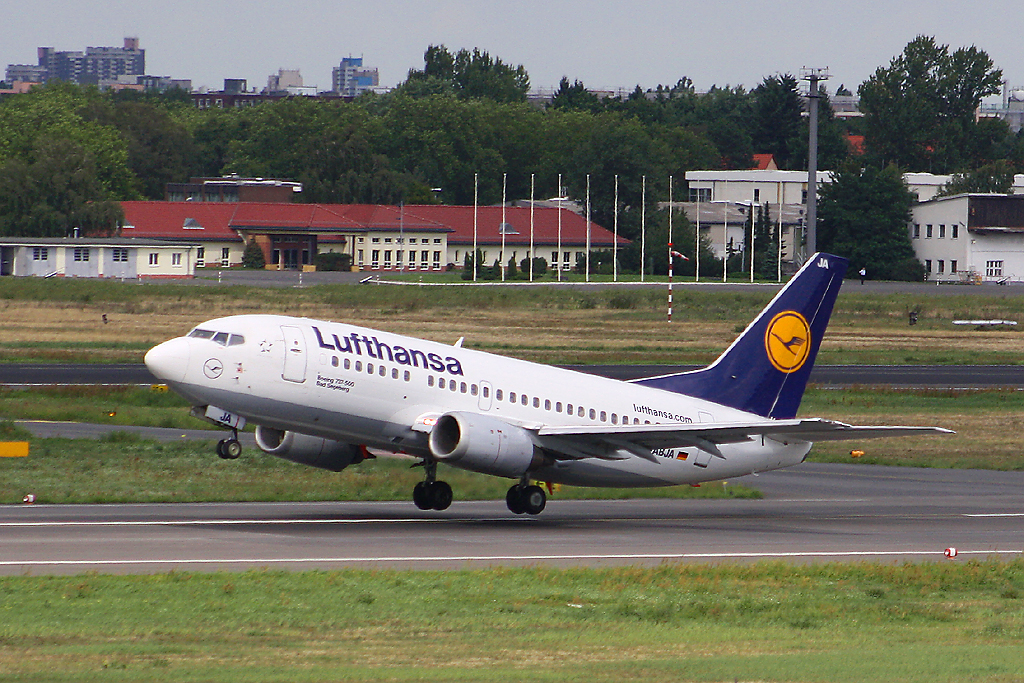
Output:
top-left (801, 67), bottom-right (829, 258)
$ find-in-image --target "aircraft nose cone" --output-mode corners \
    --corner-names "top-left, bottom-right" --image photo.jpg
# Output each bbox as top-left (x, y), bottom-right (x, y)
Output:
top-left (144, 337), bottom-right (190, 383)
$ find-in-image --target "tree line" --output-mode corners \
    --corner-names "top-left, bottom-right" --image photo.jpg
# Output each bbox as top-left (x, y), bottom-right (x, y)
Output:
top-left (0, 39), bottom-right (1018, 279)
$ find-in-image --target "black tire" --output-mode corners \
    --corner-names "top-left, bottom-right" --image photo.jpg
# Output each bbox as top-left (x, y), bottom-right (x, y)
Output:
top-left (506, 485), bottom-right (526, 515)
top-left (522, 485), bottom-right (547, 515)
top-left (413, 481), bottom-right (431, 510)
top-left (429, 481), bottom-right (453, 511)
top-left (222, 439), bottom-right (242, 459)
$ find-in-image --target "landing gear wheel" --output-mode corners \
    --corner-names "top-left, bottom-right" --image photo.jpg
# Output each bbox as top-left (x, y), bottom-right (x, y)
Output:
top-left (216, 438), bottom-right (241, 460)
top-left (428, 481), bottom-right (453, 511)
top-left (507, 484), bottom-right (546, 515)
top-left (413, 480), bottom-right (453, 511)
top-left (521, 485), bottom-right (547, 515)
top-left (506, 485), bottom-right (526, 514)
top-left (413, 481), bottom-right (431, 510)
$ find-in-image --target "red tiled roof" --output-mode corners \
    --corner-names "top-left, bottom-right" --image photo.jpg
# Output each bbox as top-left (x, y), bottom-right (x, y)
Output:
top-left (121, 202), bottom-right (239, 240)
top-left (119, 202), bottom-right (627, 247)
top-left (751, 154), bottom-right (778, 170)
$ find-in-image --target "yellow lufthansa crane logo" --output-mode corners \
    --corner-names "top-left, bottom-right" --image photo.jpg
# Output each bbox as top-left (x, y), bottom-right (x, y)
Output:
top-left (765, 311), bottom-right (811, 373)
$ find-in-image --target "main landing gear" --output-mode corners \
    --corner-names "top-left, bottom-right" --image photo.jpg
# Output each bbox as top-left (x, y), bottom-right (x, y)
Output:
top-left (506, 482), bottom-right (546, 515)
top-left (216, 429), bottom-right (242, 460)
top-left (413, 460), bottom-right (453, 511)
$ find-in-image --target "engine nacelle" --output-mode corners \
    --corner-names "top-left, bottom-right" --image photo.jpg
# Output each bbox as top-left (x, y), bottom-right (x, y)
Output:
top-left (255, 426), bottom-right (364, 472)
top-left (428, 412), bottom-right (541, 478)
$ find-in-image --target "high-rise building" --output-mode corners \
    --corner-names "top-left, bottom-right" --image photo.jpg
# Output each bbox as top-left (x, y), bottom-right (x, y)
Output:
top-left (5, 38), bottom-right (144, 85)
top-left (332, 56), bottom-right (378, 97)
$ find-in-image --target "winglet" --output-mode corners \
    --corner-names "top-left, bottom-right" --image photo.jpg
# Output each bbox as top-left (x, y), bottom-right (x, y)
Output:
top-left (633, 253), bottom-right (848, 419)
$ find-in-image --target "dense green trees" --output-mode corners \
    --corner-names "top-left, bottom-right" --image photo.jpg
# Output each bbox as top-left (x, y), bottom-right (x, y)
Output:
top-left (817, 164), bottom-right (924, 281)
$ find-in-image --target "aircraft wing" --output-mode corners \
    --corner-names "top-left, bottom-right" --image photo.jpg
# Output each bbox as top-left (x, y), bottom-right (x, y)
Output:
top-left (534, 418), bottom-right (953, 462)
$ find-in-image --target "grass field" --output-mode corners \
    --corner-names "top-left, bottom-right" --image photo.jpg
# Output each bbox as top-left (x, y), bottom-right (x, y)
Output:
top-left (0, 561), bottom-right (1021, 682)
top-left (3, 277), bottom-right (1024, 365)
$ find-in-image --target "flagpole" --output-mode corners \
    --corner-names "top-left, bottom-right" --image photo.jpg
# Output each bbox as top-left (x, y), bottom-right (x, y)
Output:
top-left (668, 175), bottom-right (673, 323)
top-left (529, 173), bottom-right (535, 282)
top-left (585, 174), bottom-right (591, 283)
top-left (640, 175), bottom-right (646, 283)
top-left (613, 174), bottom-right (618, 282)
top-left (473, 172), bottom-right (478, 282)
top-left (501, 172), bottom-right (507, 282)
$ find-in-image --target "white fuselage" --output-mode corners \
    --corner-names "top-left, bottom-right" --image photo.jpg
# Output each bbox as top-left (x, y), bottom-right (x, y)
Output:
top-left (148, 314), bottom-right (811, 487)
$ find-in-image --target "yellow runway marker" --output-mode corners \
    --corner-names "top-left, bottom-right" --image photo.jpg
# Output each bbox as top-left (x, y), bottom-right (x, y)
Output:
top-left (0, 442), bottom-right (29, 458)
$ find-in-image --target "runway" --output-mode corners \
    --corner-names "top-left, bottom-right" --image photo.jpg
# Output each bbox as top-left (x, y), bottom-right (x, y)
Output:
top-left (1, 463), bottom-right (1021, 575)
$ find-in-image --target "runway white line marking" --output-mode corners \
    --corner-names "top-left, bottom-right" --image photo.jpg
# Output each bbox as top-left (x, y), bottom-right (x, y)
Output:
top-left (0, 518), bottom-right (446, 527)
top-left (964, 513), bottom-right (1024, 517)
top-left (2, 549), bottom-right (1021, 567)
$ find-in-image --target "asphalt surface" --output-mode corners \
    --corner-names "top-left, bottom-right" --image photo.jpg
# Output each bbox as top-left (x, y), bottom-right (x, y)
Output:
top-left (1, 463), bottom-right (1020, 575)
top-left (3, 362), bottom-right (1024, 388)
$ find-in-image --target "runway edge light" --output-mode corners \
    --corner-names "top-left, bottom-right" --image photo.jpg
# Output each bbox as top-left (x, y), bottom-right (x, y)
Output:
top-left (945, 547), bottom-right (958, 559)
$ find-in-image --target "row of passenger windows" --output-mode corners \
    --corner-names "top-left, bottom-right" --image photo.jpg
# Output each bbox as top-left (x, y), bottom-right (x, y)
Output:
top-left (427, 375), bottom-right (646, 425)
top-left (330, 355), bottom-right (412, 382)
top-left (323, 351), bottom-right (650, 426)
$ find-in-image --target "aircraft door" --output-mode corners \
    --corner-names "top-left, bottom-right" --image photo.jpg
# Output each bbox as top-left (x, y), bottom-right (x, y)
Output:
top-left (478, 381), bottom-right (493, 411)
top-left (693, 411), bottom-right (715, 468)
top-left (281, 326), bottom-right (307, 383)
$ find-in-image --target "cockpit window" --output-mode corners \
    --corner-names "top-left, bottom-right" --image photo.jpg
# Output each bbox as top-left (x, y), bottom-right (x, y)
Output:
top-left (228, 334), bottom-right (245, 346)
top-left (212, 332), bottom-right (230, 346)
top-left (188, 329), bottom-right (216, 339)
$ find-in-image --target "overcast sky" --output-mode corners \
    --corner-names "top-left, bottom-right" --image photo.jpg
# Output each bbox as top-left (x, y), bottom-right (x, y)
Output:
top-left (4, 0), bottom-right (1020, 99)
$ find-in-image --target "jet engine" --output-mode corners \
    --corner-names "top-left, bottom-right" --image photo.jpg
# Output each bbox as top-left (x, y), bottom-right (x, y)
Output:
top-left (255, 426), bottom-right (364, 472)
top-left (428, 412), bottom-right (543, 478)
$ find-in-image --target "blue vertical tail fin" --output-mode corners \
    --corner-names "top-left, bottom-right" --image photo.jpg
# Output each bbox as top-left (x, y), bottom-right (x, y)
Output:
top-left (633, 253), bottom-right (848, 419)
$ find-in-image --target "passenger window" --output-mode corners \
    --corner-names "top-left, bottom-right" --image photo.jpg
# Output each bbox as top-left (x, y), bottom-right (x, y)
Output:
top-left (392, 368), bottom-right (398, 379)
top-left (611, 414), bottom-right (618, 424)
top-left (555, 402), bottom-right (562, 413)
top-left (404, 371), bottom-right (411, 381)
top-left (379, 366), bottom-right (386, 377)
top-left (439, 378), bottom-right (446, 389)
top-left (460, 382), bottom-right (467, 393)
top-left (355, 361), bottom-right (362, 372)
top-left (510, 392), bottom-right (517, 403)
top-left (212, 332), bottom-right (229, 346)
top-left (521, 394), bottom-right (528, 405)
top-left (600, 411), bottom-right (606, 422)
top-left (544, 399), bottom-right (551, 410)
top-left (578, 406), bottom-right (585, 417)
top-left (332, 357), bottom-right (339, 367)
top-left (533, 397), bottom-right (540, 408)
top-left (496, 389), bottom-right (503, 401)
top-left (567, 404), bottom-right (573, 415)
top-left (428, 376), bottom-right (434, 387)
top-left (344, 359), bottom-right (351, 370)
top-left (483, 386), bottom-right (490, 398)
top-left (589, 408), bottom-right (596, 420)
top-left (228, 335), bottom-right (245, 346)
top-left (450, 381), bottom-right (457, 392)
top-left (367, 363), bottom-right (374, 374)
top-left (471, 384), bottom-right (478, 396)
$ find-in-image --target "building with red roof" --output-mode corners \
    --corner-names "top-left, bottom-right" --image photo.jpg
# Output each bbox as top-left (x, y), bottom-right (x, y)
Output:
top-left (119, 201), bottom-right (627, 272)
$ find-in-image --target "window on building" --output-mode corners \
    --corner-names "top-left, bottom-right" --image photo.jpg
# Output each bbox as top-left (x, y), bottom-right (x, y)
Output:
top-left (926, 224), bottom-right (933, 238)
top-left (753, 189), bottom-right (760, 202)
top-left (73, 248), bottom-right (90, 262)
top-left (172, 253), bottom-right (182, 266)
top-left (938, 260), bottom-right (944, 273)
top-left (952, 224), bottom-right (959, 239)
top-left (925, 259), bottom-right (932, 272)
top-left (939, 224), bottom-right (946, 239)
top-left (112, 248), bottom-right (128, 262)
top-left (221, 247), bottom-right (230, 266)
top-left (371, 249), bottom-right (380, 268)
top-left (688, 187), bottom-right (711, 202)
top-left (383, 250), bottom-right (392, 268)
top-left (32, 247), bottom-right (48, 261)
top-left (986, 260), bottom-right (1004, 278)
top-left (432, 251), bottom-right (441, 269)
top-left (357, 249), bottom-right (364, 265)
top-left (197, 246), bottom-right (205, 265)
top-left (951, 260), bottom-right (958, 273)
top-left (149, 253), bottom-right (159, 266)
top-left (912, 224), bottom-right (920, 239)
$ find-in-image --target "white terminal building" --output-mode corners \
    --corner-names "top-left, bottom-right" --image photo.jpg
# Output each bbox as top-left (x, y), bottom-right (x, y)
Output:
top-left (684, 170), bottom-right (1024, 281)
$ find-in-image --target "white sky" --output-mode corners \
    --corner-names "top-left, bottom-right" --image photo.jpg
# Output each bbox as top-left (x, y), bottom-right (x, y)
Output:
top-left (4, 0), bottom-right (1021, 98)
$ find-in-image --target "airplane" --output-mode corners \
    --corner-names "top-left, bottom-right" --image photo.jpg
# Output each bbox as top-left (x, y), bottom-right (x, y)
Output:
top-left (144, 252), bottom-right (950, 515)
